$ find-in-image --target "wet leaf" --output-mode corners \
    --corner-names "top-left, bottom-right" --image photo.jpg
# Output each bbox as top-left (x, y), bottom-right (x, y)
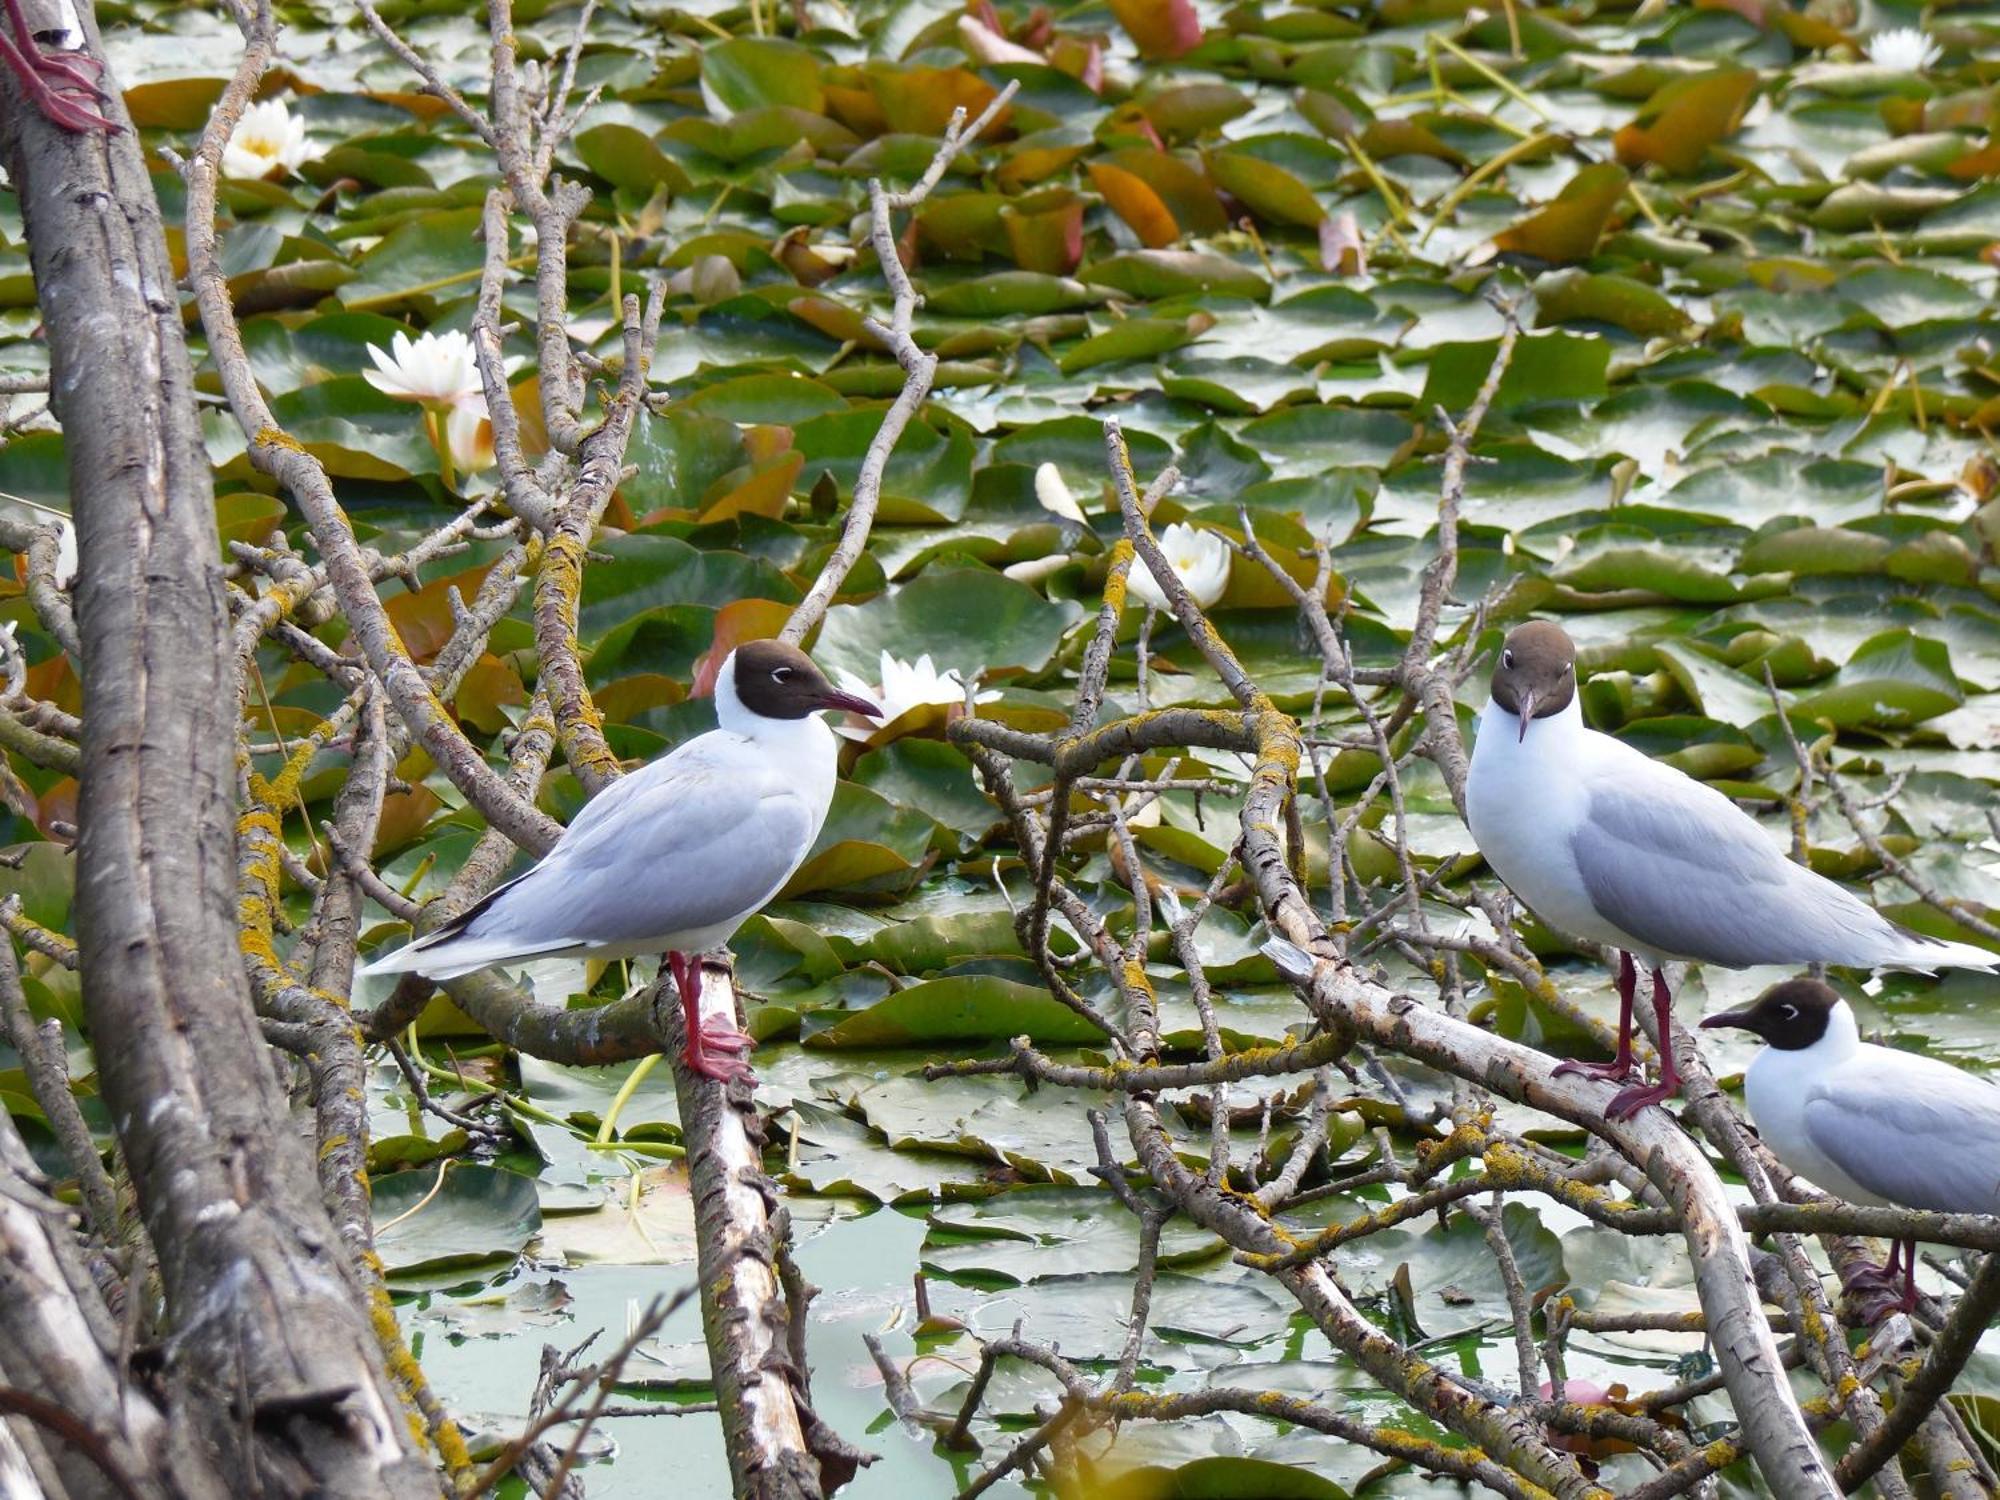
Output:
top-left (1089, 160), bottom-right (1182, 247)
top-left (1793, 630), bottom-right (1963, 729)
top-left (1058, 312), bottom-right (1215, 373)
top-left (1421, 330), bottom-right (1610, 412)
top-left (1107, 0), bottom-right (1203, 59)
top-left (1083, 250), bottom-right (1268, 301)
top-left (1088, 1457), bottom-right (1352, 1500)
top-left (702, 37), bottom-right (824, 115)
top-left (815, 566), bottom-right (1085, 681)
top-left (1495, 164), bottom-right (1631, 265)
top-left (1202, 149), bottom-right (1324, 227)
top-left (807, 975), bottom-right (1106, 1047)
top-left (1615, 67), bottom-right (1760, 178)
top-left (374, 1164), bottom-right (541, 1277)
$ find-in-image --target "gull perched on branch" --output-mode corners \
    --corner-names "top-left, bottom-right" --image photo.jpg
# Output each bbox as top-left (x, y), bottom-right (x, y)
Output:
top-left (1465, 620), bottom-right (1996, 1120)
top-left (361, 641), bottom-right (880, 1081)
top-left (1703, 977), bottom-right (2000, 1315)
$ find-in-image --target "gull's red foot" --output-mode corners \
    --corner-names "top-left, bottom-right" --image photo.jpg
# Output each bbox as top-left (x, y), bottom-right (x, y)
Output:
top-left (1554, 1056), bottom-right (1637, 1085)
top-left (1840, 1241), bottom-right (1917, 1324)
top-left (1603, 1078), bottom-right (1678, 1121)
top-left (668, 949), bottom-right (755, 1082)
top-left (1843, 1261), bottom-right (1898, 1296)
top-left (682, 1032), bottom-right (754, 1083)
top-left (0, 1), bottom-right (118, 137)
top-left (1839, 1270), bottom-right (1903, 1327)
top-left (697, 1018), bottom-right (755, 1052)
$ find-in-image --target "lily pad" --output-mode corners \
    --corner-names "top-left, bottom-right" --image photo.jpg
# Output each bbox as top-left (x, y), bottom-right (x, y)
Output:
top-left (374, 1164), bottom-right (541, 1277)
top-left (813, 566), bottom-right (1085, 682)
top-left (806, 976), bottom-right (1106, 1048)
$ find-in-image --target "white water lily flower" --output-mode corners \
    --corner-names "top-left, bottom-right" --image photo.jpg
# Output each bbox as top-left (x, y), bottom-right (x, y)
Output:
top-left (364, 329), bottom-right (483, 405)
top-left (1003, 552), bottom-right (1069, 586)
top-left (1034, 462), bottom-right (1087, 525)
top-left (445, 395), bottom-right (496, 476)
top-left (1130, 523), bottom-right (1231, 612)
top-left (956, 13), bottom-right (1044, 66)
top-left (831, 650), bottom-right (999, 740)
top-left (1864, 27), bottom-right (1940, 73)
top-left (221, 97), bottom-right (314, 180)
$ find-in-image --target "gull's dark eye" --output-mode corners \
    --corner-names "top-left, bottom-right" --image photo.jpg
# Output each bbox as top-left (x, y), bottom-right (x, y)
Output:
top-left (772, 666), bottom-right (793, 682)
top-left (1502, 649), bottom-right (1515, 669)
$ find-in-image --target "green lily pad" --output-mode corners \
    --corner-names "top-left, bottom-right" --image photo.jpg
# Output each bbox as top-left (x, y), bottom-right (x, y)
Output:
top-left (1793, 630), bottom-right (1963, 729)
top-left (374, 1164), bottom-right (541, 1276)
top-left (813, 566), bottom-right (1085, 682)
top-left (807, 976), bottom-right (1106, 1048)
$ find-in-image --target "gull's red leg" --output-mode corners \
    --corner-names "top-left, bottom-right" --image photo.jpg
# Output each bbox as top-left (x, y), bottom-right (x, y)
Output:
top-left (670, 950), bottom-right (752, 1083)
top-left (689, 952), bottom-right (754, 1050)
top-left (1556, 950), bottom-right (1639, 1084)
top-left (1605, 966), bottom-right (1681, 1121)
top-left (1899, 1238), bottom-right (1919, 1314)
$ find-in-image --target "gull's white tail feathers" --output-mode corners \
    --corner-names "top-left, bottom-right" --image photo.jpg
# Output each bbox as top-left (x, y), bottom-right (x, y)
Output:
top-left (357, 931), bottom-right (574, 982)
top-left (1878, 933), bottom-right (2000, 975)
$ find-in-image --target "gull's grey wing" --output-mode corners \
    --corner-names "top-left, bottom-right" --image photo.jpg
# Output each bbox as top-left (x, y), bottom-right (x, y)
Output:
top-left (1803, 1065), bottom-right (2000, 1216)
top-left (457, 735), bottom-right (818, 952)
top-left (1571, 763), bottom-right (1892, 968)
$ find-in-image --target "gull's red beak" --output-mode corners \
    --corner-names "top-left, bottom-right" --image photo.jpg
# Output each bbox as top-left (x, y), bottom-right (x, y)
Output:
top-left (1516, 689), bottom-right (1536, 743)
top-left (818, 689), bottom-right (881, 720)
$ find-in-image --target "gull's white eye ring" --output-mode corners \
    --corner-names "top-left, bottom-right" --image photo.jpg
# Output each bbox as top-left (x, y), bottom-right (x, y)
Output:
top-left (772, 666), bottom-right (793, 681)
top-left (1502, 649), bottom-right (1515, 669)
top-left (1778, 1003), bottom-right (1798, 1020)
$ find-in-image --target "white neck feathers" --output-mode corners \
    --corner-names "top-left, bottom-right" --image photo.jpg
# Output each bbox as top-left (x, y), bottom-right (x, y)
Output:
top-left (1478, 690), bottom-right (1587, 758)
top-left (1803, 1000), bottom-right (1863, 1064)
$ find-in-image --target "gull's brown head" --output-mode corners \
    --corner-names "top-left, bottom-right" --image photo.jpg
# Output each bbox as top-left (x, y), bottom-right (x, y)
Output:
top-left (1489, 621), bottom-right (1577, 744)
top-left (730, 641), bottom-right (880, 721)
top-left (1698, 977), bottom-right (1840, 1052)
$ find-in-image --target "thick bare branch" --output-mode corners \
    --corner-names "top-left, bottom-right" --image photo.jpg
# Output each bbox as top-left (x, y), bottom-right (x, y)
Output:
top-left (0, 30), bottom-right (441, 1492)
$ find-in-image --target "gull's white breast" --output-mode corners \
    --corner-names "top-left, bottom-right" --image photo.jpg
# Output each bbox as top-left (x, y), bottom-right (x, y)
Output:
top-left (1465, 697), bottom-right (1652, 958)
top-left (1741, 1046), bottom-right (1888, 1207)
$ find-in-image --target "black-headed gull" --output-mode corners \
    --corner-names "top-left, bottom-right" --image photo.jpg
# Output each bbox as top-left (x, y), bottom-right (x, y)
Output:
top-left (1465, 620), bottom-right (1995, 1120)
top-left (362, 640), bottom-right (880, 1081)
top-left (1702, 977), bottom-right (2000, 1314)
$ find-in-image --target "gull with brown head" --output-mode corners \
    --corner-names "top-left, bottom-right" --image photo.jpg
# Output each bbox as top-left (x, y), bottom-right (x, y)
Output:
top-left (1465, 620), bottom-right (1996, 1121)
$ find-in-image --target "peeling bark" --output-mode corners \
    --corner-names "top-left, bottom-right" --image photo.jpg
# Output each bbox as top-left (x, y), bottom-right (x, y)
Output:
top-left (668, 963), bottom-right (826, 1500)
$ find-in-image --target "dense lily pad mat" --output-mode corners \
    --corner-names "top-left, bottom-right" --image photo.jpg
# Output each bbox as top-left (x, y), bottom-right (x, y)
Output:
top-left (0, 0), bottom-right (1995, 1494)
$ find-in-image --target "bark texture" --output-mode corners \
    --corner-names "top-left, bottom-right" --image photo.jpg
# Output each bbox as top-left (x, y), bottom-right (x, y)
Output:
top-left (0, 44), bottom-right (439, 1500)
top-left (671, 963), bottom-right (822, 1500)
top-left (0, 1112), bottom-right (210, 1500)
